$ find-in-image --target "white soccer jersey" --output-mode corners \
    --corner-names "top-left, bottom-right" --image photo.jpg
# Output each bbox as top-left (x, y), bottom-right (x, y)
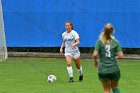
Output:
top-left (62, 30), bottom-right (80, 53)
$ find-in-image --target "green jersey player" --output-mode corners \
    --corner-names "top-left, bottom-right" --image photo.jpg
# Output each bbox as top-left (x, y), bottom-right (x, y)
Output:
top-left (93, 23), bottom-right (123, 93)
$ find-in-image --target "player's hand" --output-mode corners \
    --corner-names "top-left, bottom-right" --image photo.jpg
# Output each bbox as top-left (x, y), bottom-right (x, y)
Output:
top-left (94, 61), bottom-right (98, 68)
top-left (70, 44), bottom-right (75, 48)
top-left (60, 48), bottom-right (63, 54)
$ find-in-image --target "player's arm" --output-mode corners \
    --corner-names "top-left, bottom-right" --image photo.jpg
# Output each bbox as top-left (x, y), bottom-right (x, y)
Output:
top-left (71, 31), bottom-right (80, 47)
top-left (93, 40), bottom-right (100, 67)
top-left (93, 50), bottom-right (99, 67)
top-left (117, 51), bottom-right (123, 58)
top-left (60, 41), bottom-right (65, 54)
top-left (116, 41), bottom-right (124, 58)
top-left (71, 38), bottom-right (80, 47)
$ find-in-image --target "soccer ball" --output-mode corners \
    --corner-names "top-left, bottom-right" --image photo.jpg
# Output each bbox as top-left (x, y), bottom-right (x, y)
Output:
top-left (47, 75), bottom-right (57, 83)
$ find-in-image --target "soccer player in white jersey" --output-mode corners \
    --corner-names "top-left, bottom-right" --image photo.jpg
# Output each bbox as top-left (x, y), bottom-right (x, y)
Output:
top-left (60, 21), bottom-right (83, 82)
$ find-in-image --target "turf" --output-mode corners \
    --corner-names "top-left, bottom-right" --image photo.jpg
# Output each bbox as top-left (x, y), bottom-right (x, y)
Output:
top-left (0, 58), bottom-right (139, 93)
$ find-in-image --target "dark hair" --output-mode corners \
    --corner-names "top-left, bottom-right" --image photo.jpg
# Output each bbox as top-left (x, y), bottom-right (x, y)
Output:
top-left (66, 21), bottom-right (74, 30)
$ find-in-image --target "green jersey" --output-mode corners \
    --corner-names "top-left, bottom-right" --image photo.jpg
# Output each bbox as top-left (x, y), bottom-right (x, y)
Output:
top-left (94, 39), bottom-right (122, 74)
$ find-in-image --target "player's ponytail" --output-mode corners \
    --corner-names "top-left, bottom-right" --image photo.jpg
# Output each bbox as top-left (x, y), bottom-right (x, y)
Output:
top-left (100, 23), bottom-right (114, 44)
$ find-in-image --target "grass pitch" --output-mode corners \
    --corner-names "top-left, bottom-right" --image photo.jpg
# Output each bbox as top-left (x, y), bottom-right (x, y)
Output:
top-left (0, 58), bottom-right (139, 93)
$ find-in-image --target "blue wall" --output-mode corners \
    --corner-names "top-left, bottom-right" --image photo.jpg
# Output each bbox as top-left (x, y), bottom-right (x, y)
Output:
top-left (2, 0), bottom-right (140, 48)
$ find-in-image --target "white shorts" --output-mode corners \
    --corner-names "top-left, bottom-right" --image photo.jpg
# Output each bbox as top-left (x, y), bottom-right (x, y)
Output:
top-left (65, 50), bottom-right (80, 59)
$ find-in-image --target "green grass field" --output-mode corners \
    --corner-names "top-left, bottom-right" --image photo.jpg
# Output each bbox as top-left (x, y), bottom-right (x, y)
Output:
top-left (0, 58), bottom-right (139, 93)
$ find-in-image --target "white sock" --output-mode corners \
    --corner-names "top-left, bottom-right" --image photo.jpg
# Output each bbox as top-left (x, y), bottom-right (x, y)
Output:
top-left (67, 66), bottom-right (73, 77)
top-left (77, 66), bottom-right (83, 76)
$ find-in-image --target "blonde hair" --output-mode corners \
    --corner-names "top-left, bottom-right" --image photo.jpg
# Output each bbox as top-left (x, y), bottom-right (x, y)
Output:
top-left (99, 23), bottom-right (114, 44)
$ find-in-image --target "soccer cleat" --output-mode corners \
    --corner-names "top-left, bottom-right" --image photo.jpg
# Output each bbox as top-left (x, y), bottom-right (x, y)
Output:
top-left (69, 77), bottom-right (74, 82)
top-left (79, 74), bottom-right (83, 81)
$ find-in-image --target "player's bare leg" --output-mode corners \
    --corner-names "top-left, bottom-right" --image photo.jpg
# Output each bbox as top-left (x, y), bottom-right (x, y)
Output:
top-left (74, 56), bottom-right (83, 81)
top-left (102, 81), bottom-right (111, 93)
top-left (111, 81), bottom-right (120, 93)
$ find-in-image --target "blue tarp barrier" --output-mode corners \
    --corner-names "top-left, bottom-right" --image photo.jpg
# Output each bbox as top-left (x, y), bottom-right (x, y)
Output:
top-left (2, 0), bottom-right (140, 48)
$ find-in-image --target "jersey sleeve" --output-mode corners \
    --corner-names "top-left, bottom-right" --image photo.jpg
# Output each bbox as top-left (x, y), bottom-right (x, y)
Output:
top-left (94, 40), bottom-right (100, 52)
top-left (73, 31), bottom-right (80, 40)
top-left (62, 33), bottom-right (65, 42)
top-left (116, 40), bottom-right (122, 52)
